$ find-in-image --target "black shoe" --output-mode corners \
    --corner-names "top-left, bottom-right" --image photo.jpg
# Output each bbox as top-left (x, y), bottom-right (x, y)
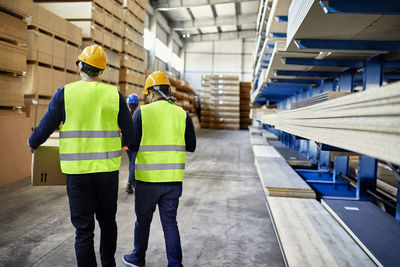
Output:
top-left (125, 182), bottom-right (134, 194)
top-left (122, 254), bottom-right (144, 267)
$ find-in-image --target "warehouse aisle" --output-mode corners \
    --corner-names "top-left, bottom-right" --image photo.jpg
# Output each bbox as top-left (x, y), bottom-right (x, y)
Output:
top-left (0, 129), bottom-right (284, 267)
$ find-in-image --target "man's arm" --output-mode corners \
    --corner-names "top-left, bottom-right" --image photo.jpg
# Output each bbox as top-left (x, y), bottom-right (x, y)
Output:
top-left (118, 91), bottom-right (135, 148)
top-left (185, 113), bottom-right (196, 152)
top-left (28, 88), bottom-right (65, 149)
top-left (129, 108), bottom-right (142, 151)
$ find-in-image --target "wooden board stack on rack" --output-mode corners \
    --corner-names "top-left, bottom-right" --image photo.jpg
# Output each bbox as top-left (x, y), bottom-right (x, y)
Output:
top-left (0, 0), bottom-right (34, 186)
top-left (37, 0), bottom-right (123, 87)
top-left (23, 3), bottom-right (82, 128)
top-left (200, 75), bottom-right (211, 128)
top-left (200, 75), bottom-right (240, 130)
top-left (169, 76), bottom-right (197, 113)
top-left (119, 0), bottom-right (146, 99)
top-left (240, 82), bottom-right (251, 129)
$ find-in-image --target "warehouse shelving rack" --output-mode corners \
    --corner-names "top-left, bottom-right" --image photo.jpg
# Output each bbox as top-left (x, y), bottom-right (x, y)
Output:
top-left (251, 0), bottom-right (400, 221)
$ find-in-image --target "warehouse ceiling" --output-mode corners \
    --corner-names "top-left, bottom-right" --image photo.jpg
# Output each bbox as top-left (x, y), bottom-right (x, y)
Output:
top-left (152, 0), bottom-right (260, 41)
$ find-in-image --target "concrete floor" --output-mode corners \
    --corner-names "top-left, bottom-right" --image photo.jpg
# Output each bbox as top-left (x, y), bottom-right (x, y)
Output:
top-left (0, 129), bottom-right (284, 267)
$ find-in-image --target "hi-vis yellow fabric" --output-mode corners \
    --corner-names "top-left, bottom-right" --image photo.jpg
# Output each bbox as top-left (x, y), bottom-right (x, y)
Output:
top-left (135, 100), bottom-right (187, 182)
top-left (59, 81), bottom-right (121, 174)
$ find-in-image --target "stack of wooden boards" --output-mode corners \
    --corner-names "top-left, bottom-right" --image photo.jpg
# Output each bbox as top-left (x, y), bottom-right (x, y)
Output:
top-left (291, 91), bottom-right (350, 109)
top-left (169, 76), bottom-right (200, 129)
top-left (262, 81), bottom-right (400, 165)
top-left (249, 126), bottom-right (376, 266)
top-left (0, 0), bottom-right (36, 186)
top-left (23, 4), bottom-right (83, 128)
top-left (239, 82), bottom-right (251, 129)
top-left (200, 75), bottom-right (240, 130)
top-left (37, 0), bottom-right (147, 101)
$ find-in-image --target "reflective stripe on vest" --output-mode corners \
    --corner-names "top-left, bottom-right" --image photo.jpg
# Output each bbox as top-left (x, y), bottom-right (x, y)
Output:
top-left (59, 81), bottom-right (121, 174)
top-left (135, 101), bottom-right (187, 182)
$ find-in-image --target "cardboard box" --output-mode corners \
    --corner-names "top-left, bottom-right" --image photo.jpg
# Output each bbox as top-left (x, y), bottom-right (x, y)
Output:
top-left (103, 29), bottom-right (112, 48)
top-left (104, 12), bottom-right (113, 31)
top-left (0, 73), bottom-right (24, 107)
top-left (66, 71), bottom-right (80, 84)
top-left (67, 23), bottom-right (82, 46)
top-left (27, 30), bottom-right (52, 65)
top-left (0, 0), bottom-right (33, 17)
top-left (112, 1), bottom-right (122, 18)
top-left (24, 64), bottom-right (53, 96)
top-left (66, 44), bottom-right (80, 71)
top-left (0, 10), bottom-right (27, 44)
top-left (0, 115), bottom-right (32, 187)
top-left (72, 21), bottom-right (103, 43)
top-left (104, 48), bottom-right (120, 68)
top-left (53, 69), bottom-right (66, 92)
top-left (0, 41), bottom-right (27, 73)
top-left (111, 34), bottom-right (122, 52)
top-left (113, 18), bottom-right (124, 37)
top-left (32, 138), bottom-right (66, 186)
top-left (39, 2), bottom-right (105, 26)
top-left (53, 38), bottom-right (66, 69)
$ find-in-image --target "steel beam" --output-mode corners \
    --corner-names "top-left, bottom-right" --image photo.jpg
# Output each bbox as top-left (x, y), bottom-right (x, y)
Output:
top-left (186, 30), bottom-right (256, 42)
top-left (275, 70), bottom-right (339, 78)
top-left (319, 0), bottom-right (400, 15)
top-left (171, 14), bottom-right (258, 31)
top-left (295, 39), bottom-right (400, 52)
top-left (270, 78), bottom-right (321, 85)
top-left (283, 57), bottom-right (363, 68)
top-left (155, 0), bottom-right (256, 10)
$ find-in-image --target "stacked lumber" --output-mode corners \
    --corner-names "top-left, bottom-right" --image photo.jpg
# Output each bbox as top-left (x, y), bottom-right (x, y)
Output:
top-left (200, 75), bottom-right (212, 128)
top-left (0, 3), bottom-right (29, 109)
top-left (240, 82), bottom-right (251, 129)
top-left (23, 3), bottom-right (83, 128)
top-left (262, 81), bottom-right (400, 165)
top-left (170, 77), bottom-right (196, 113)
top-left (200, 75), bottom-right (240, 130)
top-left (291, 91), bottom-right (350, 109)
top-left (266, 197), bottom-right (375, 266)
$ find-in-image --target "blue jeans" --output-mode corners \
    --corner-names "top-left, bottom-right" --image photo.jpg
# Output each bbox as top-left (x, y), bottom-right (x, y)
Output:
top-left (66, 171), bottom-right (119, 267)
top-left (126, 150), bottom-right (137, 185)
top-left (132, 181), bottom-right (183, 267)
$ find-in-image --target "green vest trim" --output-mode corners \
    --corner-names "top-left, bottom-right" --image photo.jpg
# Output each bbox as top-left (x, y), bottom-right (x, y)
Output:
top-left (135, 100), bottom-right (187, 182)
top-left (59, 81), bottom-right (121, 174)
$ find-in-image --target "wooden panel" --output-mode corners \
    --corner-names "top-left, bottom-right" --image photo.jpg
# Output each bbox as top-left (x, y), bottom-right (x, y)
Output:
top-left (262, 81), bottom-right (400, 165)
top-left (267, 197), bottom-right (375, 266)
top-left (0, 10), bottom-right (27, 44)
top-left (255, 157), bottom-right (315, 198)
top-left (0, 41), bottom-right (26, 73)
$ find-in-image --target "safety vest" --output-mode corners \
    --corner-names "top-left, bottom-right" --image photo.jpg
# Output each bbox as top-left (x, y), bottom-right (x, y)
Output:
top-left (59, 81), bottom-right (121, 174)
top-left (135, 100), bottom-right (187, 182)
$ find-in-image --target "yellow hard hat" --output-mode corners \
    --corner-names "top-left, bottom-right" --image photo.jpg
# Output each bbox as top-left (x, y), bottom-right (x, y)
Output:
top-left (144, 71), bottom-right (171, 95)
top-left (77, 45), bottom-right (107, 70)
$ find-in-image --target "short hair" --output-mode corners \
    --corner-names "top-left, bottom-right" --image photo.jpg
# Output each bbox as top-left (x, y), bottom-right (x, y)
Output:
top-left (77, 61), bottom-right (103, 77)
top-left (149, 85), bottom-right (171, 96)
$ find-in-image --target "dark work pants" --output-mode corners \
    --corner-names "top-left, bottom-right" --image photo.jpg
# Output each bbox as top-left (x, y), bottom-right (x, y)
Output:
top-left (132, 181), bottom-right (183, 267)
top-left (126, 150), bottom-right (137, 185)
top-left (66, 171), bottom-right (119, 267)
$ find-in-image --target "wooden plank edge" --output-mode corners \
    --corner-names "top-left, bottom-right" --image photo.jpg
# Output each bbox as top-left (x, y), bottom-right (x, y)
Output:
top-left (321, 200), bottom-right (383, 267)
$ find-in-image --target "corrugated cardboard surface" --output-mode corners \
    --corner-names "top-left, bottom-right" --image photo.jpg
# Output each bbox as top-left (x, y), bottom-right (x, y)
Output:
top-left (24, 64), bottom-right (53, 96)
top-left (0, 115), bottom-right (31, 186)
top-left (0, 41), bottom-right (27, 73)
top-left (0, 10), bottom-right (27, 44)
top-left (32, 138), bottom-right (66, 186)
top-left (27, 30), bottom-right (52, 65)
top-left (0, 73), bottom-right (24, 107)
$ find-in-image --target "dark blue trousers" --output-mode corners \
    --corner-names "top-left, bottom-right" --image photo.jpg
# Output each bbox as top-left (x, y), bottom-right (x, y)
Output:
top-left (132, 181), bottom-right (183, 267)
top-left (126, 150), bottom-right (137, 185)
top-left (66, 171), bottom-right (119, 267)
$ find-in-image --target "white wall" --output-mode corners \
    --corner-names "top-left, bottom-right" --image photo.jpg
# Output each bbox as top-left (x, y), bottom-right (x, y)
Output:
top-left (184, 39), bottom-right (254, 91)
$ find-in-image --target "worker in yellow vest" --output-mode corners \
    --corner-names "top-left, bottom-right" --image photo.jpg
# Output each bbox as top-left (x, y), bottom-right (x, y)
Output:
top-left (122, 71), bottom-right (196, 267)
top-left (28, 45), bottom-right (135, 267)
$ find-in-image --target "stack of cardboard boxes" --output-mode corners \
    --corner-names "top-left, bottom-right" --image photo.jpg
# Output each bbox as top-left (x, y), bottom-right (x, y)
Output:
top-left (0, 0), bottom-right (34, 186)
top-left (239, 82), bottom-right (251, 129)
top-left (200, 75), bottom-right (240, 130)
